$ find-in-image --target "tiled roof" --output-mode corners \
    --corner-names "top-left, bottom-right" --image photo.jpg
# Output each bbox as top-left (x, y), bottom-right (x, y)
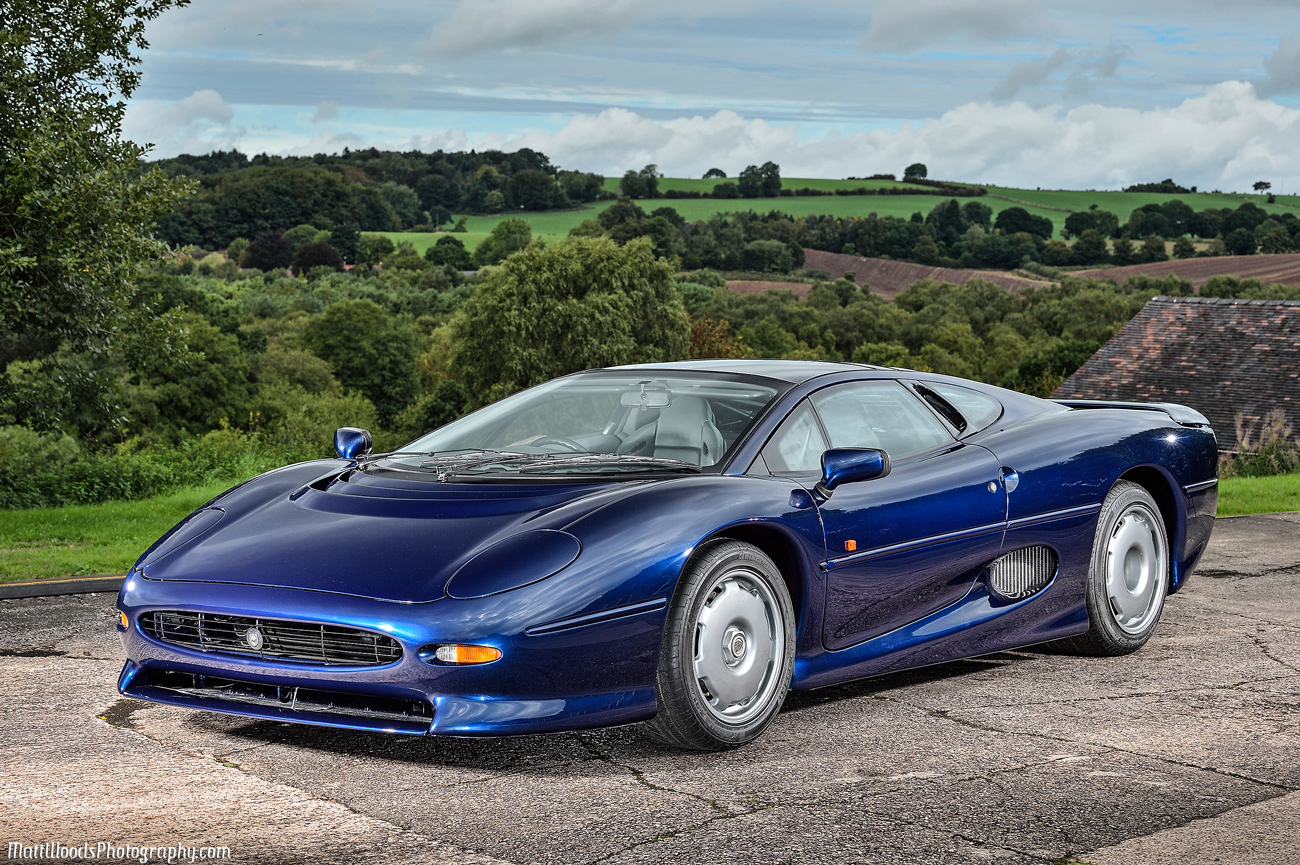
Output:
top-left (1053, 296), bottom-right (1300, 447)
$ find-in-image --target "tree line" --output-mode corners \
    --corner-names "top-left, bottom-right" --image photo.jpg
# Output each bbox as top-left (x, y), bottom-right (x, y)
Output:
top-left (152, 147), bottom-right (610, 250)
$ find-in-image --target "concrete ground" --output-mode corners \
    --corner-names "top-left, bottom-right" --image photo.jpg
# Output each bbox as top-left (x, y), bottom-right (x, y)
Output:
top-left (2, 514), bottom-right (1298, 865)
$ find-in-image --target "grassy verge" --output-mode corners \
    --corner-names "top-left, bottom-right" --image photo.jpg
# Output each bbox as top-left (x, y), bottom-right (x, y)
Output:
top-left (1217, 473), bottom-right (1300, 517)
top-left (0, 482), bottom-right (232, 583)
top-left (1, 472), bottom-right (1293, 584)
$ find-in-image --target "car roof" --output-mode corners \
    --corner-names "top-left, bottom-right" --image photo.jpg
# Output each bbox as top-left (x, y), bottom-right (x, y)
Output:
top-left (604, 359), bottom-right (884, 384)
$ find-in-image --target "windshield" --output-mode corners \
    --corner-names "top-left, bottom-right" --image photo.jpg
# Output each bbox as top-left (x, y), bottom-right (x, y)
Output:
top-left (374, 371), bottom-right (784, 480)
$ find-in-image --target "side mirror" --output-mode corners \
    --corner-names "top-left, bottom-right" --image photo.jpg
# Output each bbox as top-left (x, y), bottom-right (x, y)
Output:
top-left (334, 427), bottom-right (373, 459)
top-left (816, 448), bottom-right (890, 497)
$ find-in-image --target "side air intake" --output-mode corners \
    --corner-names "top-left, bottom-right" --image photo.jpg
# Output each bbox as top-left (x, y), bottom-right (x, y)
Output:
top-left (988, 546), bottom-right (1058, 600)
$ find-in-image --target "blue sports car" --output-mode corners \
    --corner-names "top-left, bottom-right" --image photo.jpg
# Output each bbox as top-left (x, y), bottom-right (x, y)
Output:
top-left (116, 360), bottom-right (1219, 749)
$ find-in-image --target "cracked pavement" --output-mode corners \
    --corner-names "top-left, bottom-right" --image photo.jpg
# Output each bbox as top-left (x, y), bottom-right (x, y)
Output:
top-left (2, 512), bottom-right (1298, 864)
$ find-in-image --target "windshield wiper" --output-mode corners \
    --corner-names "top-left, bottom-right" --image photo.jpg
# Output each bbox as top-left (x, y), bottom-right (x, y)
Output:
top-left (447, 453), bottom-right (705, 477)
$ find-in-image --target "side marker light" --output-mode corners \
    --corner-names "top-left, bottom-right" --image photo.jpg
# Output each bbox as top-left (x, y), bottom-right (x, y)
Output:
top-left (844, 540), bottom-right (857, 552)
top-left (423, 644), bottom-right (502, 665)
top-left (117, 611), bottom-right (129, 631)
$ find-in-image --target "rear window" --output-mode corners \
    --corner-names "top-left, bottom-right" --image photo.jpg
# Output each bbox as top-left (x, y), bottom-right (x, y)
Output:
top-left (923, 382), bottom-right (1003, 434)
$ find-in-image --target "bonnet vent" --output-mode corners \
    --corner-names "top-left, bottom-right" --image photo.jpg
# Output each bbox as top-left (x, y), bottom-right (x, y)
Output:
top-left (988, 546), bottom-right (1058, 599)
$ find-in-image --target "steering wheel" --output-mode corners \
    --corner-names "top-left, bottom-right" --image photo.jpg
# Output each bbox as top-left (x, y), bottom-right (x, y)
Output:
top-left (530, 436), bottom-right (586, 452)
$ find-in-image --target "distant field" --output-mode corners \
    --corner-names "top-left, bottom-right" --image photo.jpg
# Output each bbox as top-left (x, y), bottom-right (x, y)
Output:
top-left (601, 176), bottom-right (935, 195)
top-left (369, 180), bottom-right (1300, 252)
top-left (984, 186), bottom-right (1299, 220)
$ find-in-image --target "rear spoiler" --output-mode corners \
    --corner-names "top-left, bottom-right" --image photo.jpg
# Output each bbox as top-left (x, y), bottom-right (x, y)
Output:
top-left (1054, 400), bottom-right (1212, 429)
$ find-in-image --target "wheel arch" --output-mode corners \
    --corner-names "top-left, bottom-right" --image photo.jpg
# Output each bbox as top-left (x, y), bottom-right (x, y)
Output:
top-left (696, 522), bottom-right (813, 643)
top-left (1115, 465), bottom-right (1182, 587)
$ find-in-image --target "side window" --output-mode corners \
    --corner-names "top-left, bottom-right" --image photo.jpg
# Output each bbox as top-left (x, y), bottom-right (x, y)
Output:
top-left (811, 381), bottom-right (953, 459)
top-left (923, 382), bottom-right (1003, 434)
top-left (760, 401), bottom-right (827, 474)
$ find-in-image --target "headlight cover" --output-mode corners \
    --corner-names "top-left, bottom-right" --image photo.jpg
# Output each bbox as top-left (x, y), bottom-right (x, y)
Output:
top-left (140, 508), bottom-right (225, 567)
top-left (445, 529), bottom-right (581, 599)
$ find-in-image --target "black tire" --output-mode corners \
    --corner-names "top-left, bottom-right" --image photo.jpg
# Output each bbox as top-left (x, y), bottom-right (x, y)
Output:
top-left (1058, 481), bottom-right (1170, 656)
top-left (643, 540), bottom-right (795, 750)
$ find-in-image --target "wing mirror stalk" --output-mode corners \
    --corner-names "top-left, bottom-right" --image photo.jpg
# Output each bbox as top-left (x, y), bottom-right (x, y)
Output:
top-left (334, 427), bottom-right (373, 460)
top-left (815, 448), bottom-right (891, 498)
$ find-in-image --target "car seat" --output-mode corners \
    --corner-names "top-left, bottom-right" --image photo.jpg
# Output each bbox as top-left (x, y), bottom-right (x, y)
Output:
top-left (653, 396), bottom-right (725, 465)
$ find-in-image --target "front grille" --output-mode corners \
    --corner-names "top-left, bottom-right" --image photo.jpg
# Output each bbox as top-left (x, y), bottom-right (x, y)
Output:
top-left (139, 669), bottom-right (432, 725)
top-left (141, 611), bottom-right (402, 667)
top-left (988, 545), bottom-right (1058, 599)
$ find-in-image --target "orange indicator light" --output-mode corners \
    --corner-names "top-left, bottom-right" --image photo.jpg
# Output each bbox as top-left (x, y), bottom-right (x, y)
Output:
top-left (434, 644), bottom-right (502, 665)
top-left (117, 611), bottom-right (129, 630)
top-left (844, 540), bottom-right (857, 552)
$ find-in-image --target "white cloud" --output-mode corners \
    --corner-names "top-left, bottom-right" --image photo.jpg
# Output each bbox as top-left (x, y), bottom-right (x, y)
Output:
top-left (122, 89), bottom-right (241, 157)
top-left (457, 82), bottom-right (1300, 191)
top-left (1260, 33), bottom-right (1300, 95)
top-left (428, 0), bottom-right (643, 58)
top-left (124, 82), bottom-right (1300, 192)
top-left (864, 0), bottom-right (1046, 53)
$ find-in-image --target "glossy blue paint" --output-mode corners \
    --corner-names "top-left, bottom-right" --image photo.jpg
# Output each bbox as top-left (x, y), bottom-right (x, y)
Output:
top-left (333, 426), bottom-right (373, 459)
top-left (117, 361), bottom-right (1218, 739)
top-left (819, 448), bottom-right (890, 492)
top-left (445, 530), bottom-right (582, 599)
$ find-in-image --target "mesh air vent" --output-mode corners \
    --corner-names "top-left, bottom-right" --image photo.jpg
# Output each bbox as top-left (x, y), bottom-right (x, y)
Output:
top-left (988, 546), bottom-right (1058, 599)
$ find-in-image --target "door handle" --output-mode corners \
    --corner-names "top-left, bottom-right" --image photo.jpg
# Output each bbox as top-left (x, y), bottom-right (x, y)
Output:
top-left (1000, 468), bottom-right (1020, 493)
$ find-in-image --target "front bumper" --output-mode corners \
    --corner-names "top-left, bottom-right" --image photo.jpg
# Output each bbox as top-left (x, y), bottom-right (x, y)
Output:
top-left (116, 572), bottom-right (663, 736)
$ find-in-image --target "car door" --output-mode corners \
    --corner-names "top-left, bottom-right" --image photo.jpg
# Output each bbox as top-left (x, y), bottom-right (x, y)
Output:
top-left (804, 380), bottom-right (1007, 650)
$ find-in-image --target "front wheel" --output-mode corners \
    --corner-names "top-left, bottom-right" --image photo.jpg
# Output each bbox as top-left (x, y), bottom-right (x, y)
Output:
top-left (1060, 481), bottom-right (1170, 656)
top-left (643, 540), bottom-right (795, 750)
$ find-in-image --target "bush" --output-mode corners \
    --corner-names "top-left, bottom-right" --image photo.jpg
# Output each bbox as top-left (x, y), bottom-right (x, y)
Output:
top-left (1228, 409), bottom-right (1300, 477)
top-left (0, 427), bottom-right (320, 510)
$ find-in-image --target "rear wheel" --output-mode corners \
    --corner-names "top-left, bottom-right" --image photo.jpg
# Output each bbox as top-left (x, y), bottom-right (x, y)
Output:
top-left (1060, 481), bottom-right (1170, 656)
top-left (643, 540), bottom-right (795, 750)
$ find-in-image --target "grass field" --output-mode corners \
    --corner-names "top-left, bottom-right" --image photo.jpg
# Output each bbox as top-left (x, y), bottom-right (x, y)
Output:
top-left (0, 483), bottom-right (231, 583)
top-left (2, 473), bottom-right (1295, 583)
top-left (371, 178), bottom-right (1299, 254)
top-left (374, 191), bottom-right (1066, 253)
top-left (1217, 473), bottom-right (1300, 517)
top-left (984, 186), bottom-right (1300, 218)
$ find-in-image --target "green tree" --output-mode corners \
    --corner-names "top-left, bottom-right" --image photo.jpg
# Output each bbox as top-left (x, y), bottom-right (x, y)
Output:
top-left (0, 0), bottom-right (193, 431)
top-left (1110, 236), bottom-right (1137, 265)
top-left (759, 161), bottom-right (782, 197)
top-left (282, 223), bottom-right (319, 253)
top-left (290, 241), bottom-right (344, 276)
top-left (960, 201), bottom-right (993, 230)
top-left (474, 218), bottom-right (533, 267)
top-left (737, 165), bottom-right (763, 197)
top-left (994, 207), bottom-right (1054, 240)
top-left (904, 163), bottom-right (928, 180)
top-left (425, 234), bottom-right (474, 269)
top-left (1224, 228), bottom-right (1257, 256)
top-left (356, 234), bottom-right (395, 265)
top-left (1072, 229), bottom-right (1109, 264)
top-left (301, 299), bottom-right (420, 425)
top-left (450, 237), bottom-right (690, 405)
top-left (912, 235), bottom-right (941, 265)
top-left (1140, 234), bottom-right (1168, 263)
top-left (379, 181), bottom-right (421, 228)
top-left (1172, 236), bottom-right (1197, 259)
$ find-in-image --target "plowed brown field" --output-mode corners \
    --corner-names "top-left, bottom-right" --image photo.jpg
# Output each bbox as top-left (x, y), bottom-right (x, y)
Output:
top-left (800, 249), bottom-right (1052, 298)
top-left (1074, 254), bottom-right (1300, 286)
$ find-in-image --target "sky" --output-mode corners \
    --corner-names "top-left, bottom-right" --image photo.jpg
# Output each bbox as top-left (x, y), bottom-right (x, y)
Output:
top-left (122, 0), bottom-right (1300, 191)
